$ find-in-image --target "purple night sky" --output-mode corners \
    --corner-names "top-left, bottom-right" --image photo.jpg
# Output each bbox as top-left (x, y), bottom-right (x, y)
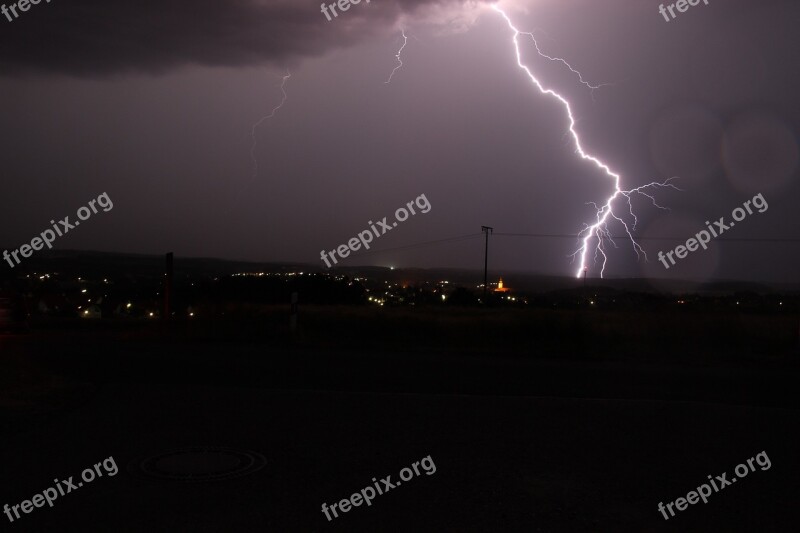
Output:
top-left (0, 0), bottom-right (797, 283)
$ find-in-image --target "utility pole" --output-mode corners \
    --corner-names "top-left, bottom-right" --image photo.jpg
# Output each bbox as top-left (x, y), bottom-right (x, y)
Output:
top-left (481, 226), bottom-right (493, 302)
top-left (163, 252), bottom-right (173, 321)
top-left (290, 291), bottom-right (298, 339)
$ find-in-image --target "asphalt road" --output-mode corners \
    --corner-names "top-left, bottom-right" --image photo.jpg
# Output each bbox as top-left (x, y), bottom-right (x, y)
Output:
top-left (1, 334), bottom-right (798, 532)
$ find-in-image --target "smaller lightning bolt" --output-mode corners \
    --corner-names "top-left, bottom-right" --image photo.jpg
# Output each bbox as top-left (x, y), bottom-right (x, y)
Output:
top-left (250, 70), bottom-right (291, 178)
top-left (384, 29), bottom-right (408, 84)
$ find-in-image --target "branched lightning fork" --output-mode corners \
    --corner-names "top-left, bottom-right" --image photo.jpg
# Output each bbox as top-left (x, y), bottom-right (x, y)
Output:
top-left (385, 29), bottom-right (408, 84)
top-left (516, 26), bottom-right (610, 98)
top-left (492, 5), bottom-right (679, 278)
top-left (250, 70), bottom-right (291, 178)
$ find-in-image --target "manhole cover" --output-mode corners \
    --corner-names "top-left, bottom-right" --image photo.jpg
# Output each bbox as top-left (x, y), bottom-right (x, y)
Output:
top-left (134, 446), bottom-right (267, 482)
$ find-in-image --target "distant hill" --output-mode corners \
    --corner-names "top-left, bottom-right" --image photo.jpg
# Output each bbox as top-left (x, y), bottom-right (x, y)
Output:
top-left (1, 250), bottom-right (796, 294)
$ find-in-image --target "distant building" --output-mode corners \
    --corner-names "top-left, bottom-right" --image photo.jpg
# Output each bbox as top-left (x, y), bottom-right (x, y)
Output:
top-left (494, 278), bottom-right (510, 293)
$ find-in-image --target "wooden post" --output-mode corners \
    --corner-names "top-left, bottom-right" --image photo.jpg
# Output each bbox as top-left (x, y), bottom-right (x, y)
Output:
top-left (163, 252), bottom-right (173, 321)
top-left (290, 292), bottom-right (298, 338)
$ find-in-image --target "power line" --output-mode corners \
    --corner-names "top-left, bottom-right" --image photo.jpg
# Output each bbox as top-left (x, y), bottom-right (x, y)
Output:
top-left (339, 230), bottom-right (800, 263)
top-left (493, 232), bottom-right (800, 243)
top-left (353, 233), bottom-right (483, 258)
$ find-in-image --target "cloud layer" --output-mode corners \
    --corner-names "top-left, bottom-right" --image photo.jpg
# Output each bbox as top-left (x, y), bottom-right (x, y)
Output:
top-left (0, 0), bottom-right (492, 77)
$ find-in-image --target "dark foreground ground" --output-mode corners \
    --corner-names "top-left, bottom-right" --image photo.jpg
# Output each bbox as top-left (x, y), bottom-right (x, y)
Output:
top-left (1, 317), bottom-right (799, 532)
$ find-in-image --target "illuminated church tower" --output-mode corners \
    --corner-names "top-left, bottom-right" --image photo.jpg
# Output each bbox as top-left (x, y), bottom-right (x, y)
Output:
top-left (494, 277), bottom-right (510, 293)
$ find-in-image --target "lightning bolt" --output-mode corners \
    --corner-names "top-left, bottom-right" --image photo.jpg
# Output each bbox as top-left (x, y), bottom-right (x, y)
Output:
top-left (516, 27), bottom-right (611, 101)
top-left (250, 70), bottom-right (291, 178)
top-left (384, 29), bottom-right (408, 84)
top-left (492, 5), bottom-right (679, 278)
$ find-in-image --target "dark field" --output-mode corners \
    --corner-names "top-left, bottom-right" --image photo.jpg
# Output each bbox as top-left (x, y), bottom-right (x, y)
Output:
top-left (24, 304), bottom-right (792, 358)
top-left (1, 306), bottom-right (799, 532)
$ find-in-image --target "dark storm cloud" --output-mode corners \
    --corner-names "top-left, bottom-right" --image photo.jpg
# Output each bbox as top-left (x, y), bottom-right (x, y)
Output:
top-left (0, 0), bottom-right (491, 77)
